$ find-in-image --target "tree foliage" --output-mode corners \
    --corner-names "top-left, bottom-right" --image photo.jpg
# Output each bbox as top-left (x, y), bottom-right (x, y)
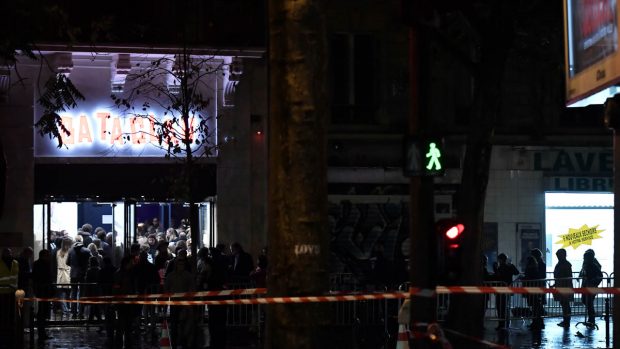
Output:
top-left (34, 74), bottom-right (85, 148)
top-left (110, 49), bottom-right (221, 161)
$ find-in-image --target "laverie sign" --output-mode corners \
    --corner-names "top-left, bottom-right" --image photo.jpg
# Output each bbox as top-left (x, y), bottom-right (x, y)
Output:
top-left (35, 110), bottom-right (214, 157)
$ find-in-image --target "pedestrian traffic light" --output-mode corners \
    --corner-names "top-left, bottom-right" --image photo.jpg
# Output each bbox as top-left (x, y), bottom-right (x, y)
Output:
top-left (403, 136), bottom-right (445, 177)
top-left (436, 218), bottom-right (465, 284)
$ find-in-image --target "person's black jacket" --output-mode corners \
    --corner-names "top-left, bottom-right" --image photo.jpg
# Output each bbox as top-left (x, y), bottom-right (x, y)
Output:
top-left (231, 251), bottom-right (254, 278)
top-left (85, 266), bottom-right (101, 297)
top-left (67, 243), bottom-right (90, 279)
top-left (208, 253), bottom-right (229, 290)
top-left (32, 258), bottom-right (53, 298)
top-left (134, 254), bottom-right (160, 294)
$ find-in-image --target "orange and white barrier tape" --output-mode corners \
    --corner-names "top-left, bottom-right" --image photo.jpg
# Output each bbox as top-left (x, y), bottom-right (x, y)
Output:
top-left (435, 286), bottom-right (619, 295)
top-left (23, 286), bottom-right (620, 306)
top-left (80, 287), bottom-right (267, 300)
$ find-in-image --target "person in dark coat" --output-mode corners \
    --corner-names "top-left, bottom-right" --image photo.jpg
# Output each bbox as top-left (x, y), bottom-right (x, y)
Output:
top-left (114, 255), bottom-right (138, 348)
top-left (527, 248), bottom-right (546, 329)
top-left (229, 242), bottom-right (253, 281)
top-left (553, 248), bottom-right (573, 328)
top-left (96, 230), bottom-right (112, 260)
top-left (164, 254), bottom-right (196, 349)
top-left (580, 249), bottom-right (603, 325)
top-left (85, 256), bottom-right (103, 330)
top-left (135, 248), bottom-right (159, 330)
top-left (80, 224), bottom-right (94, 246)
top-left (17, 247), bottom-right (33, 291)
top-left (67, 239), bottom-right (91, 319)
top-left (32, 249), bottom-right (54, 342)
top-left (522, 254), bottom-right (544, 330)
top-left (99, 257), bottom-right (116, 342)
top-left (492, 253), bottom-right (520, 330)
top-left (207, 247), bottom-right (229, 349)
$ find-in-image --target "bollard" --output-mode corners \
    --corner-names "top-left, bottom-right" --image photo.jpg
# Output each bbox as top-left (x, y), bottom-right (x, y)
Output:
top-left (29, 303), bottom-right (34, 345)
top-left (605, 298), bottom-right (610, 348)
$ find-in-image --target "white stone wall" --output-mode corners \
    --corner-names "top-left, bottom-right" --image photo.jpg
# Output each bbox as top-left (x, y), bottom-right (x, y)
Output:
top-left (485, 146), bottom-right (544, 266)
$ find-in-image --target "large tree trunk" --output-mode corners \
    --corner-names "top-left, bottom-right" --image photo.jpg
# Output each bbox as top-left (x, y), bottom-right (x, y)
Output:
top-left (448, 42), bottom-right (510, 343)
top-left (266, 0), bottom-right (330, 348)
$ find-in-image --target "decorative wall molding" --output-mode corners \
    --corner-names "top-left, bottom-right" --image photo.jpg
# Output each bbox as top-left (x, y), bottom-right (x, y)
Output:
top-left (223, 57), bottom-right (243, 107)
top-left (53, 52), bottom-right (73, 78)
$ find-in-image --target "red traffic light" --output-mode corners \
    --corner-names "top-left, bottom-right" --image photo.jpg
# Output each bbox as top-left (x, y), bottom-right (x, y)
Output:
top-left (445, 223), bottom-right (465, 240)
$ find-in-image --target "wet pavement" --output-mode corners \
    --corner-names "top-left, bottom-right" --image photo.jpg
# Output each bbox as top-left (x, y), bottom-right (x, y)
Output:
top-left (480, 317), bottom-right (613, 349)
top-left (22, 317), bottom-right (614, 348)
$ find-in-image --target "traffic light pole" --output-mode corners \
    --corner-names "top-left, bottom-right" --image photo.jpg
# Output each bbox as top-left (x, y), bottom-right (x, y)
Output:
top-left (407, 4), bottom-right (437, 328)
top-left (603, 95), bottom-right (620, 348)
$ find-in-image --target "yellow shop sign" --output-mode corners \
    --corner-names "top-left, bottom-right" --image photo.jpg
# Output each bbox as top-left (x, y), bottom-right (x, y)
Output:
top-left (555, 224), bottom-right (604, 249)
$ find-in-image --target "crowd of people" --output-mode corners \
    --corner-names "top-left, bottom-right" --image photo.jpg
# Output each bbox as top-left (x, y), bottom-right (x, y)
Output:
top-left (485, 247), bottom-right (603, 331)
top-left (2, 218), bottom-right (267, 348)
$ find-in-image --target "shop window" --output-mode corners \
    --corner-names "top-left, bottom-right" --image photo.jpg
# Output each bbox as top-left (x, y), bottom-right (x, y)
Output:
top-left (330, 33), bottom-right (378, 124)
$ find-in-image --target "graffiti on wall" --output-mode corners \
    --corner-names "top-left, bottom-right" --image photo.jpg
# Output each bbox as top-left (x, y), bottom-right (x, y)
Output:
top-left (328, 200), bottom-right (410, 288)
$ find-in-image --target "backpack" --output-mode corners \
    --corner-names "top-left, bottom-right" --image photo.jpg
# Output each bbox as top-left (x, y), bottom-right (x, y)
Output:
top-left (593, 264), bottom-right (603, 287)
top-left (587, 261), bottom-right (603, 287)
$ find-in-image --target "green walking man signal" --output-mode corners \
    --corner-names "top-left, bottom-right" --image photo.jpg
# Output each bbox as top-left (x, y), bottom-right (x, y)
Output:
top-left (403, 136), bottom-right (445, 177)
top-left (425, 142), bottom-right (442, 171)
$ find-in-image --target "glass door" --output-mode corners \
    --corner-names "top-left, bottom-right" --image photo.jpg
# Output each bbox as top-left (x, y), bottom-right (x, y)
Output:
top-left (32, 203), bottom-right (49, 258)
top-left (199, 198), bottom-right (216, 248)
top-left (121, 201), bottom-right (133, 248)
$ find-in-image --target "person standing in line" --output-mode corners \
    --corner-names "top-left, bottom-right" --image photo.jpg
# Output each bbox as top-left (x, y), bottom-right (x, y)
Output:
top-left (492, 253), bottom-right (520, 330)
top-left (32, 249), bottom-right (54, 342)
top-left (55, 238), bottom-right (72, 315)
top-left (96, 230), bottom-right (112, 260)
top-left (580, 249), bottom-right (603, 325)
top-left (527, 248), bottom-right (546, 329)
top-left (99, 257), bottom-right (116, 343)
top-left (207, 247), bottom-right (230, 349)
top-left (114, 255), bottom-right (138, 348)
top-left (164, 253), bottom-right (196, 349)
top-left (88, 243), bottom-right (103, 267)
top-left (85, 256), bottom-right (103, 331)
top-left (229, 242), bottom-right (253, 282)
top-left (67, 237), bottom-right (90, 319)
top-left (553, 248), bottom-right (573, 328)
top-left (522, 254), bottom-right (544, 330)
top-left (17, 247), bottom-right (33, 291)
top-left (80, 224), bottom-right (94, 246)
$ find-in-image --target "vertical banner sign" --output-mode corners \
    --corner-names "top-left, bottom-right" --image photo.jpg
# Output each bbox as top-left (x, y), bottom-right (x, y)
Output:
top-left (517, 223), bottom-right (542, 271)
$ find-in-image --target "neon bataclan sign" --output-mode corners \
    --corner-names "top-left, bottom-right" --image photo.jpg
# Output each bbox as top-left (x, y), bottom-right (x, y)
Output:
top-left (35, 110), bottom-right (213, 157)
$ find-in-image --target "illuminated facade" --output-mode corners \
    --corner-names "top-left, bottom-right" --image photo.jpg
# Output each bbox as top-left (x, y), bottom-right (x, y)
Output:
top-left (0, 48), bottom-right (267, 256)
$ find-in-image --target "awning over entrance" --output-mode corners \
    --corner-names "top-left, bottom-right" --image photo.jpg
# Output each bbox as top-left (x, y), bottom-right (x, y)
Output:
top-left (35, 163), bottom-right (216, 202)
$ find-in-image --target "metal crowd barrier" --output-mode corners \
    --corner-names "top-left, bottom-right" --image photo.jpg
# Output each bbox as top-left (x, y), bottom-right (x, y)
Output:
top-left (42, 282), bottom-right (99, 324)
top-left (224, 278), bottom-right (263, 344)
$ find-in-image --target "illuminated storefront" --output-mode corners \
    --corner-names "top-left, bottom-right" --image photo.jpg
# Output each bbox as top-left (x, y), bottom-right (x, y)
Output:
top-left (27, 51), bottom-right (228, 255)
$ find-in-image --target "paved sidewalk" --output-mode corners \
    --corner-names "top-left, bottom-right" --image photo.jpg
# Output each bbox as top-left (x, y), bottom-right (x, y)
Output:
top-left (480, 317), bottom-right (613, 348)
top-left (24, 317), bottom-right (614, 348)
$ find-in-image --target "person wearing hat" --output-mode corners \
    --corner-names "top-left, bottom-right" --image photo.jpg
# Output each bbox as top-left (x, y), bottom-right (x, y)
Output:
top-left (580, 249), bottom-right (603, 325)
